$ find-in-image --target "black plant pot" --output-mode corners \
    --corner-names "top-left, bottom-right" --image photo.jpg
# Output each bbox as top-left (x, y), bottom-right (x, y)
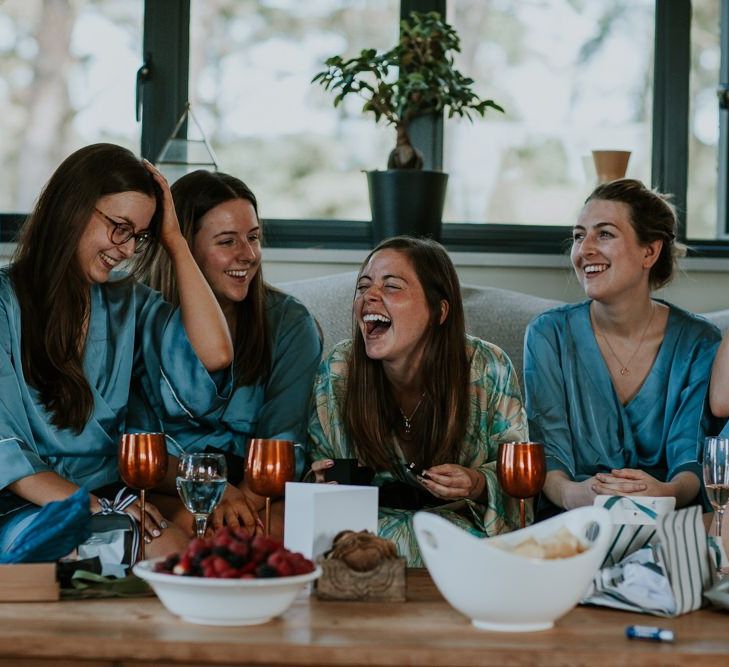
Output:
top-left (367, 170), bottom-right (448, 245)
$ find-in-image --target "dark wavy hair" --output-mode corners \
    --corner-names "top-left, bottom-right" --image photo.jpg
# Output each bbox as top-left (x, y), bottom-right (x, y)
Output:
top-left (145, 169), bottom-right (272, 386)
top-left (585, 178), bottom-right (685, 289)
top-left (11, 143), bottom-right (162, 432)
top-left (343, 236), bottom-right (470, 472)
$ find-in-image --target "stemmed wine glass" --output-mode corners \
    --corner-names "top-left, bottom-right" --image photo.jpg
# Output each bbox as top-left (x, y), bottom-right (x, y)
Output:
top-left (497, 441), bottom-right (546, 529)
top-left (176, 453), bottom-right (228, 539)
top-left (703, 437), bottom-right (729, 540)
top-left (245, 439), bottom-right (296, 536)
top-left (118, 432), bottom-right (168, 561)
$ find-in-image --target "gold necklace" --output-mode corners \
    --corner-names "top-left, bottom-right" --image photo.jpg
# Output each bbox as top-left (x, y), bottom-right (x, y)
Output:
top-left (399, 395), bottom-right (425, 436)
top-left (593, 303), bottom-right (656, 377)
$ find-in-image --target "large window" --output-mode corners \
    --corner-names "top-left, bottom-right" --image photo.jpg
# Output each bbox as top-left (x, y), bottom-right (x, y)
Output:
top-left (444, 0), bottom-right (654, 227)
top-left (2, 0), bottom-right (728, 255)
top-left (0, 0), bottom-right (143, 212)
top-left (687, 0), bottom-right (721, 239)
top-left (188, 0), bottom-right (399, 220)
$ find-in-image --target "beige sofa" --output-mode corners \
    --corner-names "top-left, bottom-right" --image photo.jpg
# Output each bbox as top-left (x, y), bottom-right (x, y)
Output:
top-left (281, 272), bottom-right (729, 382)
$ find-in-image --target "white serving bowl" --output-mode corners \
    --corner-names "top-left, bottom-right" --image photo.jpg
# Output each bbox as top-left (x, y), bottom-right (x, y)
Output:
top-left (413, 506), bottom-right (611, 632)
top-left (133, 559), bottom-right (321, 626)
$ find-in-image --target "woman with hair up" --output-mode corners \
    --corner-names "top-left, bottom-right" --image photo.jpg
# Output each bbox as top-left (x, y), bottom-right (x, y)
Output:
top-left (0, 143), bottom-right (233, 556)
top-left (143, 170), bottom-right (321, 536)
top-left (308, 236), bottom-right (527, 566)
top-left (524, 179), bottom-right (720, 516)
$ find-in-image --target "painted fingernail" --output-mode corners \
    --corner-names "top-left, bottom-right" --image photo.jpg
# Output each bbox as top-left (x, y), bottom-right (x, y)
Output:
top-left (144, 535), bottom-right (152, 544)
top-left (160, 521), bottom-right (168, 529)
top-left (325, 460), bottom-right (334, 468)
top-left (152, 529), bottom-right (161, 537)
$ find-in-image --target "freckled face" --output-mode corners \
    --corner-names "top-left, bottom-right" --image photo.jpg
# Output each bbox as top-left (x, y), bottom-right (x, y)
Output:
top-left (191, 198), bottom-right (261, 318)
top-left (76, 191), bottom-right (156, 284)
top-left (354, 249), bottom-right (434, 368)
top-left (571, 199), bottom-right (658, 303)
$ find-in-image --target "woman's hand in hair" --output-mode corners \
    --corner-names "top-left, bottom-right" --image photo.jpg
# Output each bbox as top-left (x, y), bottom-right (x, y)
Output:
top-left (208, 482), bottom-right (263, 533)
top-left (143, 159), bottom-right (184, 252)
top-left (419, 464), bottom-right (486, 501)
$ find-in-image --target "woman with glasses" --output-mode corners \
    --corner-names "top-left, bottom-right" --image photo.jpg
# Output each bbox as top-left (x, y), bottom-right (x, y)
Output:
top-left (0, 143), bottom-right (233, 558)
top-left (142, 170), bottom-right (321, 537)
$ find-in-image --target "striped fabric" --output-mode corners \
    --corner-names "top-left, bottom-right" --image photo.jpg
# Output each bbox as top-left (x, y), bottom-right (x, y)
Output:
top-left (582, 506), bottom-right (724, 617)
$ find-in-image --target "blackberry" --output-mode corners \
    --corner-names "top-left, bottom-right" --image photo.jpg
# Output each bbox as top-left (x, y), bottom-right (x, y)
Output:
top-left (255, 564), bottom-right (278, 578)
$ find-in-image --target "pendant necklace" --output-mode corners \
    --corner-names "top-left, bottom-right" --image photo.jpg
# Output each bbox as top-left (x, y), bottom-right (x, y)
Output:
top-left (593, 303), bottom-right (656, 376)
top-left (399, 394), bottom-right (425, 436)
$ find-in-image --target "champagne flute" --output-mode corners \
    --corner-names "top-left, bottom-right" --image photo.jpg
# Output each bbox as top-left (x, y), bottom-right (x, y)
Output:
top-left (497, 441), bottom-right (546, 529)
top-left (703, 437), bottom-right (729, 540)
top-left (245, 439), bottom-right (295, 536)
top-left (176, 453), bottom-right (228, 539)
top-left (118, 432), bottom-right (168, 561)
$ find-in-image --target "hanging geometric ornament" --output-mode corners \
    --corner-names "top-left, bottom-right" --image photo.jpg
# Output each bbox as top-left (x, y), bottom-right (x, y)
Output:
top-left (155, 102), bottom-right (218, 183)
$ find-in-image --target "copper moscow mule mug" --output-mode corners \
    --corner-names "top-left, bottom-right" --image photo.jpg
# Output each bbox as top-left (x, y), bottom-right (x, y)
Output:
top-left (245, 438), bottom-right (296, 536)
top-left (497, 441), bottom-right (546, 529)
top-left (118, 432), bottom-right (168, 560)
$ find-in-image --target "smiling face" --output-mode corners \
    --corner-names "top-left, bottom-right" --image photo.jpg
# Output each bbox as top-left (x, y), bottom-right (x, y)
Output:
top-left (191, 198), bottom-right (261, 319)
top-left (76, 191), bottom-right (156, 284)
top-left (354, 249), bottom-right (437, 371)
top-left (571, 199), bottom-right (661, 303)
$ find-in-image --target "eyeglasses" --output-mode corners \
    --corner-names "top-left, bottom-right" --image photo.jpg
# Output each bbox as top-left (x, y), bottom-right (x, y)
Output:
top-left (95, 208), bottom-right (153, 253)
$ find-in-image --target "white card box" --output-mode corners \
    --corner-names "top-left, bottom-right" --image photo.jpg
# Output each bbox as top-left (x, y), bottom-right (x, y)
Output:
top-left (594, 495), bottom-right (676, 525)
top-left (283, 482), bottom-right (378, 560)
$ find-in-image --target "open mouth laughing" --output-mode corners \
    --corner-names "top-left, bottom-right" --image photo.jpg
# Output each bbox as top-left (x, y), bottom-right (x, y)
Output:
top-left (100, 251), bottom-right (121, 270)
top-left (225, 269), bottom-right (249, 280)
top-left (362, 313), bottom-right (392, 337)
top-left (583, 263), bottom-right (608, 276)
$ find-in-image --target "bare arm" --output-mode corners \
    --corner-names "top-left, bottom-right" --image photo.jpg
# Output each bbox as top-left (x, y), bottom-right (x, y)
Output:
top-left (144, 161), bottom-right (233, 372)
top-left (9, 471), bottom-right (169, 538)
top-left (8, 471), bottom-right (101, 512)
top-left (710, 334), bottom-right (729, 417)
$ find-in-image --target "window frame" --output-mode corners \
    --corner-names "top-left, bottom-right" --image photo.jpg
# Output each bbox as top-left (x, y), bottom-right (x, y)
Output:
top-left (2, 0), bottom-right (727, 259)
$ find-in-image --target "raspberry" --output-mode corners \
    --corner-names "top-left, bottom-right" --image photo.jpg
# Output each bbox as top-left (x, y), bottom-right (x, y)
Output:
top-left (165, 526), bottom-right (314, 579)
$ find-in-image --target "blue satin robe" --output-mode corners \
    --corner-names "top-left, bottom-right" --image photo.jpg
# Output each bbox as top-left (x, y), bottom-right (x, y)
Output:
top-left (149, 289), bottom-right (322, 469)
top-left (0, 267), bottom-right (228, 521)
top-left (524, 300), bottom-right (720, 486)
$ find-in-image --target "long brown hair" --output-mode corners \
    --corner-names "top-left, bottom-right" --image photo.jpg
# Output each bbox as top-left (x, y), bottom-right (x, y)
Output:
top-left (11, 143), bottom-right (162, 433)
top-left (343, 237), bottom-right (469, 472)
top-left (144, 170), bottom-right (271, 386)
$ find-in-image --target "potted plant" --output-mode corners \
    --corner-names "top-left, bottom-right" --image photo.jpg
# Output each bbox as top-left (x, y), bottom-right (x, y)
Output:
top-left (312, 10), bottom-right (503, 242)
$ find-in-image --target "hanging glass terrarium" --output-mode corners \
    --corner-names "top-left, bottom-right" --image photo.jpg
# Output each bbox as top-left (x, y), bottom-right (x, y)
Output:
top-left (155, 102), bottom-right (218, 183)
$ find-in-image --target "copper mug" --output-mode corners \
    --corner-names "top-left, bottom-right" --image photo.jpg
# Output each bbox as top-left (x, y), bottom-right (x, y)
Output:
top-left (245, 438), bottom-right (296, 535)
top-left (118, 432), bottom-right (168, 560)
top-left (497, 441), bottom-right (546, 529)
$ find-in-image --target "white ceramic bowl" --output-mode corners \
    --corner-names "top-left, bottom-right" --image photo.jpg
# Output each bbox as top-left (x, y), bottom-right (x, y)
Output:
top-left (413, 506), bottom-right (611, 632)
top-left (133, 559), bottom-right (321, 626)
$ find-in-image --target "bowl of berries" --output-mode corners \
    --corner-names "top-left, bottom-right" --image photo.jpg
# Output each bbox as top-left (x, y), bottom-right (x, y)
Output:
top-left (133, 527), bottom-right (320, 626)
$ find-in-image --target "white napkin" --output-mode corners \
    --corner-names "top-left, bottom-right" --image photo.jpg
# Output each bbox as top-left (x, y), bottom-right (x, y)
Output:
top-left (582, 546), bottom-right (676, 615)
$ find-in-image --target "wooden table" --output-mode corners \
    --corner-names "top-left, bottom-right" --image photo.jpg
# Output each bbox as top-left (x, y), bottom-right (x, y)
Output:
top-left (0, 570), bottom-right (727, 666)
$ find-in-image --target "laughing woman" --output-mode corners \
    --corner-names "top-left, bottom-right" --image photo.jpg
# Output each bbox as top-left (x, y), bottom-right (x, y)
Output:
top-left (144, 170), bottom-right (322, 536)
top-left (308, 237), bottom-right (527, 566)
top-left (0, 144), bottom-right (233, 556)
top-left (524, 179), bottom-right (720, 516)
